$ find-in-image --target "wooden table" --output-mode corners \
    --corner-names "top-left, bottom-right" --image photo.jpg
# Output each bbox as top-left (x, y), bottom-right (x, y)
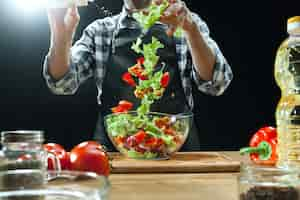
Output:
top-left (108, 152), bottom-right (248, 200)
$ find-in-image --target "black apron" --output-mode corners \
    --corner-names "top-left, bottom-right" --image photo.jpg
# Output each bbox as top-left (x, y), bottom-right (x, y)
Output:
top-left (94, 17), bottom-right (200, 151)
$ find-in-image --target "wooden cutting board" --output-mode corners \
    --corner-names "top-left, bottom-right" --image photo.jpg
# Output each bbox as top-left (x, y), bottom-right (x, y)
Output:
top-left (110, 152), bottom-right (241, 173)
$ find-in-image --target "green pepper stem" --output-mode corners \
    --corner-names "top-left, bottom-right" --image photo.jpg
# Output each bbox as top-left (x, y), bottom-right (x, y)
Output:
top-left (240, 146), bottom-right (265, 155)
top-left (240, 141), bottom-right (272, 161)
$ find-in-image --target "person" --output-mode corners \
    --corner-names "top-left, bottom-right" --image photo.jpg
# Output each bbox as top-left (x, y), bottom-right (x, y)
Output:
top-left (43, 0), bottom-right (233, 151)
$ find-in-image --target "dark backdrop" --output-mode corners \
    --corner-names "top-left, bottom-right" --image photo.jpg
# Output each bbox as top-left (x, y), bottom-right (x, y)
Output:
top-left (0, 0), bottom-right (298, 150)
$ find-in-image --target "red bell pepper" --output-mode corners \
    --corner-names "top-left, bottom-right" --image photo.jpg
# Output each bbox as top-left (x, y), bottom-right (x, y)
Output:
top-left (122, 72), bottom-right (136, 87)
top-left (240, 126), bottom-right (277, 166)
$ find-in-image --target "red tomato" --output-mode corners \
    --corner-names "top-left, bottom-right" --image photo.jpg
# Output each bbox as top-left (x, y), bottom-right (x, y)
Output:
top-left (161, 72), bottom-right (170, 88)
top-left (70, 141), bottom-right (110, 176)
top-left (44, 143), bottom-right (71, 170)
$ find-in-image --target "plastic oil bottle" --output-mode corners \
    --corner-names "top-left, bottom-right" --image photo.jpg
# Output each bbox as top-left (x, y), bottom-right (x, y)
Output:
top-left (275, 16), bottom-right (300, 168)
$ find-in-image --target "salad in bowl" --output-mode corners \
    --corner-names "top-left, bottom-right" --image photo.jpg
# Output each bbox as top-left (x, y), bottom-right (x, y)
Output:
top-left (105, 111), bottom-right (192, 159)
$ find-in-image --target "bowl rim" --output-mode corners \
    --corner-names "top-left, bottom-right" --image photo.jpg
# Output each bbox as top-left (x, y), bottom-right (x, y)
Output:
top-left (104, 111), bottom-right (194, 121)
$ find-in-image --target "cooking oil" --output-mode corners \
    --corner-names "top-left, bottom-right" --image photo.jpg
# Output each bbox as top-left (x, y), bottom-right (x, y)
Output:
top-left (275, 16), bottom-right (300, 168)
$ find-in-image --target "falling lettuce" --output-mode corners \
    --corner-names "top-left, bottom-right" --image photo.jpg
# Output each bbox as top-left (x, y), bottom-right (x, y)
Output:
top-left (133, 0), bottom-right (183, 38)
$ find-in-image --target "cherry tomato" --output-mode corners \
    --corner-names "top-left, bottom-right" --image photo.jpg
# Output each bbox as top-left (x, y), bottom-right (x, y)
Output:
top-left (43, 143), bottom-right (71, 170)
top-left (70, 141), bottom-right (110, 176)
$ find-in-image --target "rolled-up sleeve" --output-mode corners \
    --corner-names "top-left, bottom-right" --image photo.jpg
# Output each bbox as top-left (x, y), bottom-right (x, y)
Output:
top-left (190, 14), bottom-right (233, 96)
top-left (43, 21), bottom-right (98, 95)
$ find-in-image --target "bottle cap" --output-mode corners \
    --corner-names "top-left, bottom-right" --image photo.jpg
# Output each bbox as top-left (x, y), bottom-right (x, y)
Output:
top-left (288, 16), bottom-right (300, 34)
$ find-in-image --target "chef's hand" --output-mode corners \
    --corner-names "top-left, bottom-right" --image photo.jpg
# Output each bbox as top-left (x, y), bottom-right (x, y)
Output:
top-left (155, 0), bottom-right (195, 36)
top-left (47, 5), bottom-right (80, 43)
top-left (46, 5), bottom-right (80, 81)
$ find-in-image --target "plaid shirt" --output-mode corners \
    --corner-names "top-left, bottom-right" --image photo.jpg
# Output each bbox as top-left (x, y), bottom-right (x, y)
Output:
top-left (43, 8), bottom-right (233, 109)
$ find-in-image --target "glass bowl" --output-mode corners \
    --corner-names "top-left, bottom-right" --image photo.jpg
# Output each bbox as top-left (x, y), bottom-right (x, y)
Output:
top-left (0, 170), bottom-right (110, 200)
top-left (105, 111), bottom-right (193, 160)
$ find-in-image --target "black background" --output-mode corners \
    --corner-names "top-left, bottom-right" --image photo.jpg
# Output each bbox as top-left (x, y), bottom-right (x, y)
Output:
top-left (0, 0), bottom-right (298, 151)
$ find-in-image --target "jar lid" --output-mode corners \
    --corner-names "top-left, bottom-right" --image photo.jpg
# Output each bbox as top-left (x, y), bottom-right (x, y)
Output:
top-left (1, 130), bottom-right (44, 143)
top-left (288, 16), bottom-right (300, 34)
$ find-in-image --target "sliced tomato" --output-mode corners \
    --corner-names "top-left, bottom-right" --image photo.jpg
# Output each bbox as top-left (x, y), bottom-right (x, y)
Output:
top-left (161, 72), bottom-right (170, 88)
top-left (144, 137), bottom-right (158, 148)
top-left (137, 57), bottom-right (145, 65)
top-left (164, 128), bottom-right (175, 136)
top-left (122, 72), bottom-right (136, 87)
top-left (129, 64), bottom-right (148, 80)
top-left (133, 130), bottom-right (147, 144)
top-left (112, 100), bottom-right (133, 113)
top-left (111, 106), bottom-right (126, 113)
top-left (118, 100), bottom-right (133, 111)
top-left (114, 136), bottom-right (126, 145)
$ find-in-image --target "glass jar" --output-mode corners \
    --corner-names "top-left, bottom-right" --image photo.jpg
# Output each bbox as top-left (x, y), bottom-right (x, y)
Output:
top-left (0, 130), bottom-right (60, 186)
top-left (239, 164), bottom-right (300, 200)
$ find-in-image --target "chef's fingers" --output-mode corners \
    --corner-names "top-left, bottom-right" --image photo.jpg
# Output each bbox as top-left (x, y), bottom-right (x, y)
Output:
top-left (168, 0), bottom-right (177, 4)
top-left (142, 9), bottom-right (149, 15)
top-left (153, 0), bottom-right (164, 5)
top-left (166, 25), bottom-right (177, 37)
